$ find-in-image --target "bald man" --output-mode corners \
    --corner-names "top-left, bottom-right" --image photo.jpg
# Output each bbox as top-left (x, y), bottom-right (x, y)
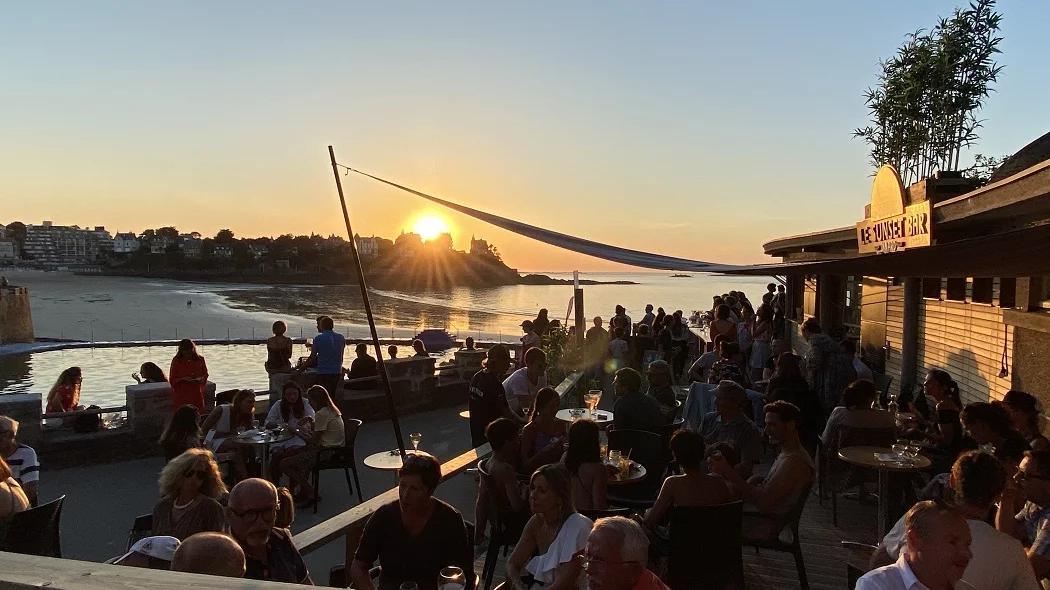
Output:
top-left (226, 478), bottom-right (312, 584)
top-left (171, 532), bottom-right (245, 578)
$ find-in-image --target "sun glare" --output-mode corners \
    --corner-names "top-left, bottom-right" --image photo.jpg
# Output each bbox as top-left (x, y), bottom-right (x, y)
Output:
top-left (413, 215), bottom-right (450, 241)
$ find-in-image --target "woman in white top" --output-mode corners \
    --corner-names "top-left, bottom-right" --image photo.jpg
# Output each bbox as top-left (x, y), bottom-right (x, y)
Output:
top-left (506, 464), bottom-right (592, 589)
top-left (281, 385), bottom-right (346, 505)
top-left (266, 381), bottom-right (316, 485)
top-left (0, 456), bottom-right (29, 520)
top-left (200, 389), bottom-right (255, 481)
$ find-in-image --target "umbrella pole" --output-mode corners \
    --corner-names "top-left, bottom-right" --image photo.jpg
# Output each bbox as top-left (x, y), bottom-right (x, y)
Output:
top-left (327, 145), bottom-right (408, 460)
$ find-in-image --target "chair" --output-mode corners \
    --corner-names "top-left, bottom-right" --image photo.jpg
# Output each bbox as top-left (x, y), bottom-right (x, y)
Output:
top-left (311, 417), bottom-right (364, 513)
top-left (828, 425), bottom-right (895, 526)
top-left (605, 429), bottom-right (666, 510)
top-left (667, 501), bottom-right (744, 590)
top-left (0, 495), bottom-right (65, 557)
top-left (478, 458), bottom-right (527, 590)
top-left (873, 374), bottom-right (893, 406)
top-left (126, 513), bottom-right (153, 551)
top-left (842, 541), bottom-right (878, 589)
top-left (742, 483), bottom-right (813, 590)
top-left (660, 417), bottom-right (686, 464)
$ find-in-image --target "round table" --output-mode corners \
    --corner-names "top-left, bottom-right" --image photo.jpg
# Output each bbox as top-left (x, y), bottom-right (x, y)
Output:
top-left (555, 409), bottom-right (613, 425)
top-left (838, 445), bottom-right (932, 540)
top-left (364, 449), bottom-right (421, 483)
top-left (605, 459), bottom-right (646, 486)
top-left (233, 429), bottom-right (294, 479)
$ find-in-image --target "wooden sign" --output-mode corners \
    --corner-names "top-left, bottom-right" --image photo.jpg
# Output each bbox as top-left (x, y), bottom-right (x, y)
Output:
top-left (856, 165), bottom-right (933, 254)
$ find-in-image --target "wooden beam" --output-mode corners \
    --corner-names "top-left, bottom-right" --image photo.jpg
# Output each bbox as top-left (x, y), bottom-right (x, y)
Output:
top-left (0, 551), bottom-right (314, 589)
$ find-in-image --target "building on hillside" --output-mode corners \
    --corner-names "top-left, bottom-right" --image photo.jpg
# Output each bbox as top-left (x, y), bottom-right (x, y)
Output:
top-left (181, 237), bottom-right (202, 258)
top-left (149, 235), bottom-right (175, 255)
top-left (355, 235), bottom-right (380, 259)
top-left (248, 242), bottom-right (269, 259)
top-left (736, 132), bottom-right (1050, 409)
top-left (112, 232), bottom-right (139, 254)
top-left (213, 244), bottom-right (233, 258)
top-left (0, 240), bottom-right (17, 261)
top-left (22, 221), bottom-right (110, 266)
top-left (428, 232), bottom-right (453, 251)
top-left (394, 232), bottom-right (424, 257)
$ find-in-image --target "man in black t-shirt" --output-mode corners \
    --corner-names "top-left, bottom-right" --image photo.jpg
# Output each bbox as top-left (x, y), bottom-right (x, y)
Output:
top-left (347, 342), bottom-right (379, 390)
top-left (468, 344), bottom-right (519, 447)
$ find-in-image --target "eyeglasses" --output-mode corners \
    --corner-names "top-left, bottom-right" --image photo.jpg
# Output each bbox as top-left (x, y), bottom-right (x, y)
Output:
top-left (184, 468), bottom-right (207, 479)
top-left (1014, 471), bottom-right (1050, 483)
top-left (228, 504), bottom-right (279, 522)
top-left (579, 553), bottom-right (638, 570)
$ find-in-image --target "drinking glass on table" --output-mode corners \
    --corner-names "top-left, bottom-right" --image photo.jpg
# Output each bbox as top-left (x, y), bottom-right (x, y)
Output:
top-left (438, 566), bottom-right (466, 590)
top-left (584, 390), bottom-right (602, 418)
top-left (608, 449), bottom-right (622, 465)
top-left (891, 440), bottom-right (910, 464)
top-left (410, 432), bottom-right (422, 452)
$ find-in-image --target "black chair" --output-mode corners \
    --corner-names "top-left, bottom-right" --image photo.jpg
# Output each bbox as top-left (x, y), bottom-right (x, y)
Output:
top-left (742, 482), bottom-right (814, 590)
top-left (0, 495), bottom-right (65, 557)
top-left (668, 501), bottom-right (744, 590)
top-left (311, 417), bottom-right (364, 513)
top-left (478, 458), bottom-right (526, 590)
top-left (126, 513), bottom-right (153, 551)
top-left (659, 417), bottom-right (685, 463)
top-left (579, 507), bottom-right (632, 521)
top-left (605, 429), bottom-right (666, 509)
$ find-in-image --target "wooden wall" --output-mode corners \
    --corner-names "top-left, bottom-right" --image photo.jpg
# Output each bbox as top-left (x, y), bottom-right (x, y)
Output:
top-left (884, 280), bottom-right (905, 398)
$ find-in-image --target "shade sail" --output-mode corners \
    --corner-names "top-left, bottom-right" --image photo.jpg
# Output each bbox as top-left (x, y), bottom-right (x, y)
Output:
top-left (344, 166), bottom-right (748, 272)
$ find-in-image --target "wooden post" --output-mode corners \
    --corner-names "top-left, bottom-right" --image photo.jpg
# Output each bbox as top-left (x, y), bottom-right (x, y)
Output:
top-left (900, 277), bottom-right (921, 398)
top-left (328, 146), bottom-right (408, 459)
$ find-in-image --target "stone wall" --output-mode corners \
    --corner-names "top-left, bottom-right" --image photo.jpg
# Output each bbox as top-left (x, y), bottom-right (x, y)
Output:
top-left (0, 286), bottom-right (34, 343)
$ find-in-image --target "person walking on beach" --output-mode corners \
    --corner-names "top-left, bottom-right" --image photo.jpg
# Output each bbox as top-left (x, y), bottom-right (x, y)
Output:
top-left (170, 340), bottom-right (209, 414)
top-left (311, 316), bottom-right (345, 399)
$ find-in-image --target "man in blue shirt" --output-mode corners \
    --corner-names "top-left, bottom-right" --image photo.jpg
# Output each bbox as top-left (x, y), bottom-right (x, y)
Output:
top-left (311, 315), bottom-right (345, 397)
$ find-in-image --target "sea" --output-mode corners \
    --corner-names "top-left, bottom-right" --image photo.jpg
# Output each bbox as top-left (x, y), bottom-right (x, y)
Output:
top-left (0, 270), bottom-right (771, 407)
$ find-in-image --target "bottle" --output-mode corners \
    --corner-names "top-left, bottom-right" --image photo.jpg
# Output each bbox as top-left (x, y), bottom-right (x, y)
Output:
top-left (887, 397), bottom-right (898, 417)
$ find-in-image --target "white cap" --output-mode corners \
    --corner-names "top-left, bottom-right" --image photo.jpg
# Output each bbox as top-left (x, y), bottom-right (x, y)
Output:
top-left (108, 536), bottom-right (181, 564)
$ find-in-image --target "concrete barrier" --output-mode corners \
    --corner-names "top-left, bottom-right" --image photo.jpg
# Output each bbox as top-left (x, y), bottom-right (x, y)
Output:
top-left (126, 381), bottom-right (216, 437)
top-left (455, 349), bottom-right (486, 379)
top-left (0, 392), bottom-right (42, 447)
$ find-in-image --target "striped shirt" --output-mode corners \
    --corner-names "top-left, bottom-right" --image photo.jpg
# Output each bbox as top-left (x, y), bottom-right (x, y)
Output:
top-left (6, 444), bottom-right (39, 484)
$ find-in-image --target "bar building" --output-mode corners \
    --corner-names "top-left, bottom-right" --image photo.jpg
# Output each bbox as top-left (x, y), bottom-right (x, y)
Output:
top-left (757, 133), bottom-right (1050, 408)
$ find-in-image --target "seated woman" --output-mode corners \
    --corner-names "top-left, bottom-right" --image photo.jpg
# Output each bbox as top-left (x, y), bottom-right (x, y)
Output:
top-left (562, 420), bottom-right (607, 512)
top-left (1003, 390), bottom-right (1050, 451)
top-left (265, 382), bottom-right (316, 484)
top-left (506, 464), bottom-right (593, 590)
top-left (0, 456), bottom-right (29, 520)
top-left (132, 362), bottom-right (168, 384)
top-left (159, 404), bottom-right (203, 462)
top-left (412, 339), bottom-right (429, 357)
top-left (350, 452), bottom-right (474, 590)
top-left (281, 385), bottom-right (346, 506)
top-left (151, 448), bottom-right (227, 541)
top-left (919, 369), bottom-right (964, 456)
top-left (643, 430), bottom-right (735, 531)
top-left (960, 402), bottom-right (1029, 469)
top-left (45, 366), bottom-right (83, 414)
top-left (820, 380), bottom-right (895, 451)
top-left (201, 389), bottom-right (255, 481)
top-left (520, 388), bottom-right (567, 474)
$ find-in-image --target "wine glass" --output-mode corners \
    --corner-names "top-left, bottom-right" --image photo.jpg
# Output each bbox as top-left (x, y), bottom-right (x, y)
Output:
top-left (891, 440), bottom-right (909, 465)
top-left (438, 566), bottom-right (466, 590)
top-left (410, 432), bottom-right (422, 452)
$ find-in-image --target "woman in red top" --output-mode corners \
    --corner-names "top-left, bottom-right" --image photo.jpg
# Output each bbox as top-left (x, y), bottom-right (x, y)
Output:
top-left (45, 367), bottom-right (83, 413)
top-left (169, 339), bottom-right (209, 413)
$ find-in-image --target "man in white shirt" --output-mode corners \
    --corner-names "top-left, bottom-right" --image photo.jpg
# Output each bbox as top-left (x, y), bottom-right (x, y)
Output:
top-left (502, 347), bottom-right (547, 416)
top-left (858, 500), bottom-right (974, 589)
top-left (0, 416), bottom-right (38, 506)
top-left (871, 451), bottom-right (1040, 590)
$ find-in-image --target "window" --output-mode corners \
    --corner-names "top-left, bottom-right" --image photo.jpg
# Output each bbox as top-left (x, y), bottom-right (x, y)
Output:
top-left (1000, 278), bottom-right (1016, 308)
top-left (922, 277), bottom-right (942, 299)
top-left (972, 278), bottom-right (994, 304)
top-left (946, 278), bottom-right (967, 301)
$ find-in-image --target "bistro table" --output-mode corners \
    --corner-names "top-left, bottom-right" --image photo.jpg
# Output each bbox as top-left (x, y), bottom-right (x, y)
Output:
top-left (233, 429), bottom-right (294, 480)
top-left (605, 459), bottom-right (646, 486)
top-left (838, 445), bottom-right (932, 540)
top-left (555, 409), bottom-right (613, 426)
top-left (363, 449), bottom-right (421, 483)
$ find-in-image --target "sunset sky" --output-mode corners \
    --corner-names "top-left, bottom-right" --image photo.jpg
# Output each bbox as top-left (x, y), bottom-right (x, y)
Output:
top-left (3, 2), bottom-right (1047, 271)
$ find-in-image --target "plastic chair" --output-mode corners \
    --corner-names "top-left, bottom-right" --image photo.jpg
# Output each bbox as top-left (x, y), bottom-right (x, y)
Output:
top-left (311, 417), bottom-right (364, 513)
top-left (667, 501), bottom-right (744, 590)
top-left (126, 513), bottom-right (153, 551)
top-left (0, 495), bottom-right (65, 557)
top-left (742, 482), bottom-right (814, 590)
top-left (478, 458), bottom-right (527, 590)
top-left (605, 429), bottom-right (666, 509)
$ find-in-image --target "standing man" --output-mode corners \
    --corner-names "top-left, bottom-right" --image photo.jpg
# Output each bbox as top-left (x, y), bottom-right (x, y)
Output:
top-left (857, 501), bottom-right (974, 589)
top-left (503, 347), bottom-right (548, 416)
top-left (612, 305), bottom-right (633, 338)
top-left (639, 304), bottom-right (656, 329)
top-left (312, 315), bottom-right (346, 398)
top-left (801, 318), bottom-right (854, 417)
top-left (585, 316), bottom-right (610, 385)
top-left (468, 345), bottom-right (522, 447)
top-left (0, 416), bottom-right (38, 506)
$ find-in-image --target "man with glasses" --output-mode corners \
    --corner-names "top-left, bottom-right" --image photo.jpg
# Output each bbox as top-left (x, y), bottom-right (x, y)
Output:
top-left (0, 416), bottom-right (38, 506)
top-left (226, 478), bottom-right (311, 584)
top-left (700, 381), bottom-right (762, 478)
top-left (583, 516), bottom-right (668, 590)
top-left (997, 450), bottom-right (1050, 582)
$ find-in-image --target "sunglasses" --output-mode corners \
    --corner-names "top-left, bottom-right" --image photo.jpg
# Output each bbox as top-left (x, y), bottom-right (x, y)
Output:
top-left (228, 504), bottom-right (279, 522)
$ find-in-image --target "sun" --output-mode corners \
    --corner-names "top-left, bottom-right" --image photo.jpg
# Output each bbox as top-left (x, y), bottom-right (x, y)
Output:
top-left (412, 215), bottom-right (450, 241)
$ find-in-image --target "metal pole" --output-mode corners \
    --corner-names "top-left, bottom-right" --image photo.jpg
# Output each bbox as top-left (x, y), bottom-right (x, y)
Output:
top-left (328, 146), bottom-right (408, 458)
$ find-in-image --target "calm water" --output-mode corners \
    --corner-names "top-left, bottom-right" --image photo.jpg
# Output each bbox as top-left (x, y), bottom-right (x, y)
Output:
top-left (0, 343), bottom-right (456, 409)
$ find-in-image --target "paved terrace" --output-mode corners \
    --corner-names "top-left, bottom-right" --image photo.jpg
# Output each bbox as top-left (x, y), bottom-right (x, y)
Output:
top-left (45, 402), bottom-right (875, 589)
